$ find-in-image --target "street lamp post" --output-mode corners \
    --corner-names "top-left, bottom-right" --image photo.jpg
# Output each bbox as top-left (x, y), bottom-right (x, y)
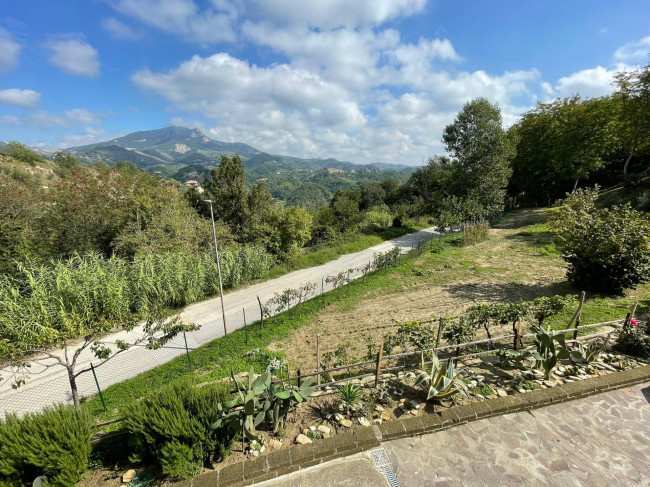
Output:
top-left (204, 199), bottom-right (227, 335)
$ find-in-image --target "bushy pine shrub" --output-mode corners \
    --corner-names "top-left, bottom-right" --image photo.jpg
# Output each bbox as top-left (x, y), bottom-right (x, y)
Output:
top-left (124, 381), bottom-right (233, 480)
top-left (0, 404), bottom-right (92, 487)
top-left (551, 188), bottom-right (650, 294)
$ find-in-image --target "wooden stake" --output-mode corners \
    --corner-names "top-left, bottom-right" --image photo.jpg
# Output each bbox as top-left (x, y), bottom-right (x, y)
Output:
top-left (515, 319), bottom-right (522, 351)
top-left (567, 291), bottom-right (586, 328)
top-left (572, 291), bottom-right (586, 341)
top-left (435, 317), bottom-right (444, 348)
top-left (316, 334), bottom-right (321, 386)
top-left (297, 369), bottom-right (301, 387)
top-left (646, 306), bottom-right (650, 334)
top-left (374, 341), bottom-right (384, 388)
top-left (257, 296), bottom-right (264, 329)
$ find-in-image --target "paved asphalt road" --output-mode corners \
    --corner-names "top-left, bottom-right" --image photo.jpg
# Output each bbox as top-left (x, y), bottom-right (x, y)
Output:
top-left (259, 382), bottom-right (650, 487)
top-left (0, 227), bottom-right (439, 416)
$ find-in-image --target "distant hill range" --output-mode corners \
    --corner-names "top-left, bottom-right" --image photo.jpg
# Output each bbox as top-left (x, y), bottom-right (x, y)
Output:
top-left (63, 126), bottom-right (411, 180)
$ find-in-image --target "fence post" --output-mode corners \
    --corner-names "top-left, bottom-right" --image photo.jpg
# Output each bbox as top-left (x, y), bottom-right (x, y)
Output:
top-left (243, 308), bottom-right (248, 344)
top-left (646, 306), bottom-right (650, 334)
top-left (374, 341), bottom-right (384, 388)
top-left (572, 291), bottom-right (586, 341)
top-left (257, 296), bottom-right (264, 329)
top-left (624, 301), bottom-right (639, 328)
top-left (316, 334), bottom-right (321, 386)
top-left (515, 320), bottom-right (522, 351)
top-left (90, 363), bottom-right (107, 412)
top-left (435, 317), bottom-right (444, 348)
top-left (297, 369), bottom-right (301, 387)
top-left (321, 277), bottom-right (324, 295)
top-left (183, 331), bottom-right (192, 371)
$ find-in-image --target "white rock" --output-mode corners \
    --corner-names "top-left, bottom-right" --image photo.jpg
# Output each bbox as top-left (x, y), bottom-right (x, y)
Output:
top-left (269, 439), bottom-right (282, 450)
top-left (359, 417), bottom-right (371, 427)
top-left (317, 425), bottom-right (331, 435)
top-left (374, 405), bottom-right (384, 412)
top-left (295, 434), bottom-right (313, 445)
top-left (496, 389), bottom-right (508, 397)
top-left (553, 370), bottom-right (565, 377)
top-left (475, 375), bottom-right (485, 382)
top-left (340, 419), bottom-right (353, 428)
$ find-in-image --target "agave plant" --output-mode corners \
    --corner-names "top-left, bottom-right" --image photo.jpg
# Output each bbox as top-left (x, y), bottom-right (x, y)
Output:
top-left (408, 351), bottom-right (468, 402)
top-left (336, 382), bottom-right (363, 416)
top-left (572, 341), bottom-right (602, 364)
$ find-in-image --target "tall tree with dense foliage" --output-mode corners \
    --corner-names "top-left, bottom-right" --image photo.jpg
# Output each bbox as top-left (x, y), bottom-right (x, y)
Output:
top-left (613, 61), bottom-right (650, 177)
top-left (509, 96), bottom-right (619, 205)
top-left (203, 155), bottom-right (250, 238)
top-left (442, 98), bottom-right (516, 217)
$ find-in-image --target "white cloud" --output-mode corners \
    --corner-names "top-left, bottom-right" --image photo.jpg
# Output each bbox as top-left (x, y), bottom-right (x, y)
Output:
top-left (56, 127), bottom-right (107, 148)
top-left (0, 115), bottom-right (21, 126)
top-left (554, 65), bottom-right (618, 98)
top-left (614, 36), bottom-right (650, 62)
top-left (64, 108), bottom-right (102, 125)
top-left (107, 0), bottom-right (236, 44)
top-left (0, 88), bottom-right (41, 107)
top-left (45, 35), bottom-right (100, 77)
top-left (244, 0), bottom-right (426, 29)
top-left (101, 17), bottom-right (142, 40)
top-left (132, 53), bottom-right (366, 129)
top-left (0, 28), bottom-right (21, 75)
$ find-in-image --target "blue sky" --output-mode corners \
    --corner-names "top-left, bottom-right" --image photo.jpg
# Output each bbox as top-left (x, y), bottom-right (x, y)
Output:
top-left (0, 0), bottom-right (649, 165)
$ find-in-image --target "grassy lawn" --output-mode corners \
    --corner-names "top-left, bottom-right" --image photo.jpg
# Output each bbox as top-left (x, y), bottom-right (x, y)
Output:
top-left (85, 209), bottom-right (648, 422)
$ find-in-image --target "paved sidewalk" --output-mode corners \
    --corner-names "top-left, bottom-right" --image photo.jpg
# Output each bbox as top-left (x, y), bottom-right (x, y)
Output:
top-left (0, 227), bottom-right (439, 416)
top-left (259, 382), bottom-right (650, 487)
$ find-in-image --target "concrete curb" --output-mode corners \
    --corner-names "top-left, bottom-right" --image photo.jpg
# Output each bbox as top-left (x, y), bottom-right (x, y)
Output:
top-left (174, 364), bottom-right (650, 486)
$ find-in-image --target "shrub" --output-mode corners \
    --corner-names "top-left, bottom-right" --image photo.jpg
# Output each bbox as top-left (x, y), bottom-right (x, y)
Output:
top-left (441, 317), bottom-right (477, 355)
top-left (384, 321), bottom-right (436, 354)
top-left (124, 380), bottom-right (234, 479)
top-left (159, 440), bottom-right (202, 480)
top-left (2, 142), bottom-right (44, 166)
top-left (362, 210), bottom-right (393, 230)
top-left (550, 188), bottom-right (650, 294)
top-left (0, 404), bottom-right (93, 487)
top-left (462, 223), bottom-right (489, 246)
top-left (615, 326), bottom-right (650, 357)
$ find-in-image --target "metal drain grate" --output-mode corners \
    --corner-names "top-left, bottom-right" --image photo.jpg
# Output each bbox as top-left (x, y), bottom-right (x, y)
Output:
top-left (370, 448), bottom-right (401, 487)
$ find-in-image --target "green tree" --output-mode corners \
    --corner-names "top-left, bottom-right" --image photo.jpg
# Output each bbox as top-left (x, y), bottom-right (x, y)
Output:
top-left (613, 60), bottom-right (650, 177)
top-left (203, 155), bottom-right (250, 239)
top-left (52, 151), bottom-right (80, 171)
top-left (330, 188), bottom-right (361, 231)
top-left (443, 98), bottom-right (516, 217)
top-left (510, 96), bottom-right (618, 205)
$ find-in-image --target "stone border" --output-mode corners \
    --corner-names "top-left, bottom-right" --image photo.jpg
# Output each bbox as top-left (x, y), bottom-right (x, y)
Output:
top-left (175, 364), bottom-right (650, 487)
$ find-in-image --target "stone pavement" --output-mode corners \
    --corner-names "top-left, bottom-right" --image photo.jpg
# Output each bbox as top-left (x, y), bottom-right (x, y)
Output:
top-left (258, 382), bottom-right (650, 486)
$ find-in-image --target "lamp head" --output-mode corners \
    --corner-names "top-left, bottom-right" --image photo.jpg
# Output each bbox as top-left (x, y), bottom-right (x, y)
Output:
top-left (204, 199), bottom-right (213, 204)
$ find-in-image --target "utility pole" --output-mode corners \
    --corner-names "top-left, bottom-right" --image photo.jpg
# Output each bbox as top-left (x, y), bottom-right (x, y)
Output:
top-left (205, 199), bottom-right (227, 335)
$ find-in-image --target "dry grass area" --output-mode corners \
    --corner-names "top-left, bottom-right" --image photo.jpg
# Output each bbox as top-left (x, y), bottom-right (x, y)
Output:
top-left (270, 209), bottom-right (647, 373)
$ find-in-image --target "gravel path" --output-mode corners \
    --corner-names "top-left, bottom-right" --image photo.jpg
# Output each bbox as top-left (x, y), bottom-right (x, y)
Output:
top-left (259, 382), bottom-right (650, 486)
top-left (0, 227), bottom-right (439, 416)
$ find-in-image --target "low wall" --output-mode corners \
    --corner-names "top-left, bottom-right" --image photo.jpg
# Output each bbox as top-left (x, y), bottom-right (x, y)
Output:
top-left (175, 364), bottom-right (650, 487)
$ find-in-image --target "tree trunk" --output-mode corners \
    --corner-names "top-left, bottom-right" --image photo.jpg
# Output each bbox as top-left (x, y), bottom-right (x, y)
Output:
top-left (68, 368), bottom-right (80, 408)
top-left (623, 152), bottom-right (634, 177)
